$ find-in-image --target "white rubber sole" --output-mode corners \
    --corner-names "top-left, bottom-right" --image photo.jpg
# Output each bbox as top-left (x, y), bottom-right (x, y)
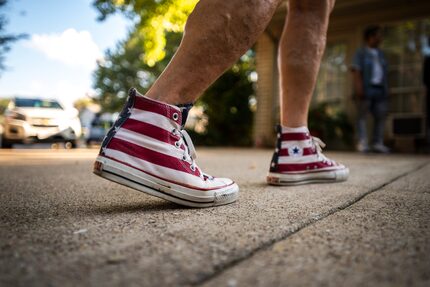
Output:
top-left (267, 167), bottom-right (349, 186)
top-left (93, 156), bottom-right (239, 207)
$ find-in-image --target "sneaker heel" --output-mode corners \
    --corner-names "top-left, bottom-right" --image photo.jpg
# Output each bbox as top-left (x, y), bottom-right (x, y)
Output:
top-left (266, 176), bottom-right (280, 184)
top-left (93, 161), bottom-right (103, 175)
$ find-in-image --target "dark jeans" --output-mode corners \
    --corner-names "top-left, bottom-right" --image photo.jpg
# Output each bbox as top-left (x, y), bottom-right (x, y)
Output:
top-left (426, 89), bottom-right (430, 130)
top-left (426, 88), bottom-right (430, 143)
top-left (356, 87), bottom-right (388, 146)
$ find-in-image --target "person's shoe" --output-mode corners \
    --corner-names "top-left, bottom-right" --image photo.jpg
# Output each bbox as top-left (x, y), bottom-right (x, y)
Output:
top-left (372, 143), bottom-right (390, 154)
top-left (93, 88), bottom-right (239, 207)
top-left (356, 140), bottom-right (370, 153)
top-left (266, 125), bottom-right (349, 185)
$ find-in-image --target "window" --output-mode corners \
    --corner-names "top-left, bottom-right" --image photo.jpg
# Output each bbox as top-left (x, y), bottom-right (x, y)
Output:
top-left (15, 98), bottom-right (63, 109)
top-left (382, 18), bottom-right (430, 113)
top-left (314, 42), bottom-right (348, 105)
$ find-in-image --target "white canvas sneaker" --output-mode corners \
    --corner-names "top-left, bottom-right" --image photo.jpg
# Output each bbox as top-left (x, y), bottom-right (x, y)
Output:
top-left (93, 88), bottom-right (239, 207)
top-left (372, 143), bottom-right (390, 153)
top-left (356, 140), bottom-right (370, 153)
top-left (267, 125), bottom-right (349, 185)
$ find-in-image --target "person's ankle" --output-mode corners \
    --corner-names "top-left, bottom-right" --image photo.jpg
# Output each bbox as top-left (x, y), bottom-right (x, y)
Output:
top-left (280, 125), bottom-right (309, 133)
top-left (145, 90), bottom-right (182, 106)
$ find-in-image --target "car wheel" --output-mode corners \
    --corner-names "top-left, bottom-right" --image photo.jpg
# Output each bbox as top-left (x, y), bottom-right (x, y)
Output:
top-left (0, 137), bottom-right (13, 148)
top-left (65, 140), bottom-right (78, 149)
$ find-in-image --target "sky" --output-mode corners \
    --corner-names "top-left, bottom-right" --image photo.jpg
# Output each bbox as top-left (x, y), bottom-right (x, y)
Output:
top-left (0, 0), bottom-right (130, 107)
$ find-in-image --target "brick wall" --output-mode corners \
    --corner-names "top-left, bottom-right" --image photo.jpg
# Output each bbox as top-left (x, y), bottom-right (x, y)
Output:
top-left (253, 32), bottom-right (278, 147)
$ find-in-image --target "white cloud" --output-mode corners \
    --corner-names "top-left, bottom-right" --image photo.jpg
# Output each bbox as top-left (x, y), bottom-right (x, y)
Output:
top-left (27, 28), bottom-right (103, 70)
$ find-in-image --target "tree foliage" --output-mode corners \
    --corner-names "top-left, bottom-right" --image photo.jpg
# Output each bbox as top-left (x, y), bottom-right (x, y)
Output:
top-left (93, 30), bottom-right (182, 112)
top-left (93, 0), bottom-right (197, 66)
top-left (0, 0), bottom-right (26, 73)
top-left (0, 97), bottom-right (9, 113)
top-left (92, 0), bottom-right (256, 146)
top-left (191, 52), bottom-right (256, 146)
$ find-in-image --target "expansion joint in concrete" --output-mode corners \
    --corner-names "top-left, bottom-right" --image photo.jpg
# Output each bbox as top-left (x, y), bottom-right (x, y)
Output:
top-left (193, 161), bottom-right (430, 286)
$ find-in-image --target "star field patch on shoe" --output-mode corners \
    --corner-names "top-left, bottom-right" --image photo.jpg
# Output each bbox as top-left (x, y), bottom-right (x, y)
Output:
top-left (288, 145), bottom-right (303, 156)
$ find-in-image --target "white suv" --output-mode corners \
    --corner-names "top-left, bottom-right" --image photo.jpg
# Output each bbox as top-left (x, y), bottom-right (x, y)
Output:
top-left (1, 97), bottom-right (82, 148)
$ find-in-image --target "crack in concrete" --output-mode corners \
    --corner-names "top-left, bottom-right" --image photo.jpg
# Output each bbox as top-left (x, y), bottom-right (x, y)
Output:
top-left (193, 161), bottom-right (430, 286)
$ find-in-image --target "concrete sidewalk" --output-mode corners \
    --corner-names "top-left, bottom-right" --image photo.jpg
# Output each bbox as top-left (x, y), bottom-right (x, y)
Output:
top-left (0, 149), bottom-right (429, 286)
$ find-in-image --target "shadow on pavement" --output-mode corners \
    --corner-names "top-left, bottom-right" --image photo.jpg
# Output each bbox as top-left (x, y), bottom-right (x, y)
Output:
top-left (87, 200), bottom-right (186, 216)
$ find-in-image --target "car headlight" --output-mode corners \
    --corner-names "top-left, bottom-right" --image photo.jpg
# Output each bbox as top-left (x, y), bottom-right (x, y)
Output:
top-left (6, 111), bottom-right (26, 121)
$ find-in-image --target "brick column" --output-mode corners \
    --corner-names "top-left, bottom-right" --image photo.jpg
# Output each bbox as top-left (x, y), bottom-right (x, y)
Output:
top-left (253, 32), bottom-right (278, 147)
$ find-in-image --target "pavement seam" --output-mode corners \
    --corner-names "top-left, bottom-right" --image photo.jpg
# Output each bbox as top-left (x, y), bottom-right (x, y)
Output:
top-left (193, 161), bottom-right (430, 286)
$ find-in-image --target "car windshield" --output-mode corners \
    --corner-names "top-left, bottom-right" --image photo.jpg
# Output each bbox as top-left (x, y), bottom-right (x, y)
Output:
top-left (15, 98), bottom-right (63, 109)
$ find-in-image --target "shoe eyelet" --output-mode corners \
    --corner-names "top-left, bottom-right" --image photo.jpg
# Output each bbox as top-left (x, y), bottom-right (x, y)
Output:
top-left (172, 113), bottom-right (179, 121)
top-left (175, 141), bottom-right (180, 148)
top-left (182, 155), bottom-right (187, 161)
top-left (171, 128), bottom-right (177, 134)
top-left (190, 165), bottom-right (196, 171)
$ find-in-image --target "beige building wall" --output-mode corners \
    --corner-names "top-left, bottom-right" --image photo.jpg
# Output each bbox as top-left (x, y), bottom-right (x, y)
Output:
top-left (254, 32), bottom-right (277, 147)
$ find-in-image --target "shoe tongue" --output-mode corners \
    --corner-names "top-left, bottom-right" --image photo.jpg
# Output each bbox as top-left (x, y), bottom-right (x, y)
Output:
top-left (176, 103), bottom-right (194, 128)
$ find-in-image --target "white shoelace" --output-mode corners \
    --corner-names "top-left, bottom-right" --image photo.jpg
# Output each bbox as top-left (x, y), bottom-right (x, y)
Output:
top-left (172, 128), bottom-right (213, 180)
top-left (312, 136), bottom-right (335, 166)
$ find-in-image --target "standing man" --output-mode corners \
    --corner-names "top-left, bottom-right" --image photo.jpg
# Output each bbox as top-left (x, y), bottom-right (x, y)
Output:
top-left (93, 0), bottom-right (349, 208)
top-left (351, 25), bottom-right (390, 153)
top-left (423, 36), bottom-right (430, 147)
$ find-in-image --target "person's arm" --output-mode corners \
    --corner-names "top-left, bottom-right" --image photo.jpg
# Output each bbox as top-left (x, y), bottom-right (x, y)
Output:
top-left (351, 49), bottom-right (364, 99)
top-left (424, 56), bottom-right (430, 88)
top-left (352, 69), bottom-right (364, 98)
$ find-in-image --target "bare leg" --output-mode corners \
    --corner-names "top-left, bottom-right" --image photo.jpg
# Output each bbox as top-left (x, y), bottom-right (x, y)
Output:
top-left (146, 0), bottom-right (282, 105)
top-left (279, 0), bottom-right (335, 127)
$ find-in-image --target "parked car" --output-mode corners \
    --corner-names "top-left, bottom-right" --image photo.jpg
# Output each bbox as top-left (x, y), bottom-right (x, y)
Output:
top-left (0, 124), bottom-right (3, 148)
top-left (85, 113), bottom-right (116, 146)
top-left (1, 97), bottom-right (82, 148)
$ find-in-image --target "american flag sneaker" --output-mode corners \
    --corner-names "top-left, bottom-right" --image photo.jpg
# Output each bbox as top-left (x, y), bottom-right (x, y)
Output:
top-left (93, 88), bottom-right (239, 207)
top-left (266, 125), bottom-right (349, 185)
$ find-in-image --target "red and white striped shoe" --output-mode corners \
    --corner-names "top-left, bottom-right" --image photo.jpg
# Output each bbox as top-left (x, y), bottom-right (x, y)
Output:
top-left (93, 88), bottom-right (239, 207)
top-left (266, 125), bottom-right (349, 185)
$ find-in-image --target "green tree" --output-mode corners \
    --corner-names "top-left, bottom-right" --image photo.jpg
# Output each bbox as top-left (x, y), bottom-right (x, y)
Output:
top-left (191, 52), bottom-right (256, 146)
top-left (0, 0), bottom-right (26, 73)
top-left (93, 0), bottom-right (197, 66)
top-left (92, 0), bottom-right (256, 146)
top-left (93, 30), bottom-right (182, 112)
top-left (0, 97), bottom-right (9, 113)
